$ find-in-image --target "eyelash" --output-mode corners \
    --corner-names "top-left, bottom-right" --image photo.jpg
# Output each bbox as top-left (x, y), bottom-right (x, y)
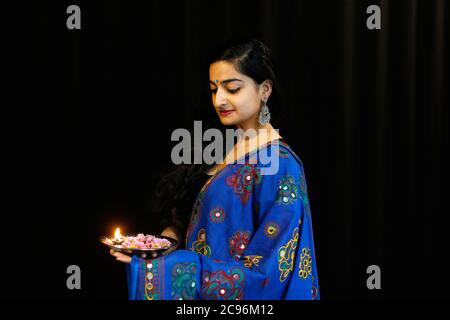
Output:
top-left (210, 88), bottom-right (240, 94)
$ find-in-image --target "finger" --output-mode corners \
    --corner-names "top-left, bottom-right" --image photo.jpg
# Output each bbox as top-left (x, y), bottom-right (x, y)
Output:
top-left (110, 248), bottom-right (121, 256)
top-left (111, 251), bottom-right (127, 259)
top-left (116, 256), bottom-right (131, 264)
top-left (114, 252), bottom-right (126, 260)
top-left (110, 249), bottom-right (119, 257)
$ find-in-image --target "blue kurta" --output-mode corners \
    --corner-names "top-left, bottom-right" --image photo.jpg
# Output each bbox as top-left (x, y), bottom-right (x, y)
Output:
top-left (126, 139), bottom-right (320, 300)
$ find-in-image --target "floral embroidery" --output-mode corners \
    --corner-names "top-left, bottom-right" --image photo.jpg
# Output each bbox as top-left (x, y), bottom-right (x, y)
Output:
top-left (264, 222), bottom-right (280, 239)
top-left (209, 207), bottom-right (226, 223)
top-left (226, 164), bottom-right (261, 204)
top-left (201, 267), bottom-right (245, 300)
top-left (171, 262), bottom-right (197, 300)
top-left (229, 230), bottom-right (251, 260)
top-left (191, 229), bottom-right (211, 257)
top-left (278, 228), bottom-right (299, 282)
top-left (243, 255), bottom-right (263, 268)
top-left (276, 175), bottom-right (300, 205)
top-left (298, 248), bottom-right (313, 280)
top-left (145, 259), bottom-right (160, 300)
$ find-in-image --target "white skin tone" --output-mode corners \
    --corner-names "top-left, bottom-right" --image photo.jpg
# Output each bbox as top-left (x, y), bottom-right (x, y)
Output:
top-left (111, 60), bottom-right (280, 264)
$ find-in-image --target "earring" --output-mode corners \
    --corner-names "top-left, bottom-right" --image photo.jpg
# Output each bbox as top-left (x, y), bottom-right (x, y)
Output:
top-left (259, 99), bottom-right (271, 126)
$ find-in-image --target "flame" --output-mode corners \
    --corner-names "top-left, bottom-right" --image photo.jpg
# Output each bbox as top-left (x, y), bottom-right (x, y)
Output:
top-left (114, 227), bottom-right (121, 239)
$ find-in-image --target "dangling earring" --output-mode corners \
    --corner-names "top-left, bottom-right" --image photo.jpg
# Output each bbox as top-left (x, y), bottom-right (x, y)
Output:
top-left (259, 99), bottom-right (271, 126)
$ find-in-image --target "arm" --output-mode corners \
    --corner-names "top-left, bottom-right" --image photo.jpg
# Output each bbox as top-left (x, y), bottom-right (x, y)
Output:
top-left (160, 225), bottom-right (180, 243)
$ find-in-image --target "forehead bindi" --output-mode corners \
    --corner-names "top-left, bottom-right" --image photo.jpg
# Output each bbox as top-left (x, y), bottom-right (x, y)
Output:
top-left (209, 61), bottom-right (244, 85)
top-left (209, 78), bottom-right (244, 87)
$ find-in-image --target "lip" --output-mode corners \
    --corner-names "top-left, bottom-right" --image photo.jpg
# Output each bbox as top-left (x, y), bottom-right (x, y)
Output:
top-left (219, 110), bottom-right (235, 116)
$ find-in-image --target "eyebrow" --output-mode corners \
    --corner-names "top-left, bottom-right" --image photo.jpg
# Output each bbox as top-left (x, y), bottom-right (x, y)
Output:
top-left (209, 78), bottom-right (244, 86)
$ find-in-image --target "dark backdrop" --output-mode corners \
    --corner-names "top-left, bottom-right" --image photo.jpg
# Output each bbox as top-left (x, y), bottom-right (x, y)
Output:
top-left (2, 0), bottom-right (448, 299)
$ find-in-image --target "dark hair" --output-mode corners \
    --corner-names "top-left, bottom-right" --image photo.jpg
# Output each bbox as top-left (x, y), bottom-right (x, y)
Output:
top-left (208, 38), bottom-right (281, 95)
top-left (152, 163), bottom-right (210, 247)
top-left (152, 39), bottom-right (283, 245)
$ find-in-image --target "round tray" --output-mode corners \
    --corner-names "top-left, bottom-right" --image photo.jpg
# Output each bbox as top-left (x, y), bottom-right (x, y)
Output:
top-left (100, 234), bottom-right (178, 257)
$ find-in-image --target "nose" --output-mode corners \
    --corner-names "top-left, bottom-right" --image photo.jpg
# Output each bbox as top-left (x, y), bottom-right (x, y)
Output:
top-left (214, 87), bottom-right (228, 108)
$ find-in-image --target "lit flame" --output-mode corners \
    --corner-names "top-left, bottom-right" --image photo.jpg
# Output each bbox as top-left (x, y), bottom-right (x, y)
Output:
top-left (114, 227), bottom-right (121, 240)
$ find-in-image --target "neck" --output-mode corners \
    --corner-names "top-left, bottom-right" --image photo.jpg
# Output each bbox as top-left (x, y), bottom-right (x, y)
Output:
top-left (235, 122), bottom-right (281, 147)
top-left (213, 122), bottom-right (281, 174)
top-left (236, 117), bottom-right (270, 132)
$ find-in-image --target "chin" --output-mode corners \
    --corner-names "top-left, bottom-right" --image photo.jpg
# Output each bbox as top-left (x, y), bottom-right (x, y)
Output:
top-left (219, 116), bottom-right (239, 126)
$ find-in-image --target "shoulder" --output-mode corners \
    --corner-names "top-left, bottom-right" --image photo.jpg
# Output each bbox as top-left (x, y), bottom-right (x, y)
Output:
top-left (251, 140), bottom-right (310, 208)
top-left (254, 139), bottom-right (305, 178)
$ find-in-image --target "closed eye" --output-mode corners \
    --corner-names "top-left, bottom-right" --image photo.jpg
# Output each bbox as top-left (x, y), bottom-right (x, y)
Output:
top-left (210, 88), bottom-right (240, 94)
top-left (227, 88), bottom-right (240, 94)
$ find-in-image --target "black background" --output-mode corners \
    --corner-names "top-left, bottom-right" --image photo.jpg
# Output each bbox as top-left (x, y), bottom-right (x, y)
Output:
top-left (2, 0), bottom-right (449, 300)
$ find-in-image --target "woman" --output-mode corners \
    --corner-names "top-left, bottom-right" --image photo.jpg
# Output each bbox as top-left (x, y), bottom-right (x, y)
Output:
top-left (110, 39), bottom-right (320, 300)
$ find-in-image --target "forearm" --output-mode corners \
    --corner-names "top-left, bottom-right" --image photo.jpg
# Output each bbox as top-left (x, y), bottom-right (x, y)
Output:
top-left (160, 225), bottom-right (180, 241)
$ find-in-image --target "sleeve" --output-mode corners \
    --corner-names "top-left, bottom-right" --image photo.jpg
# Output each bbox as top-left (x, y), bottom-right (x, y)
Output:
top-left (125, 155), bottom-right (319, 300)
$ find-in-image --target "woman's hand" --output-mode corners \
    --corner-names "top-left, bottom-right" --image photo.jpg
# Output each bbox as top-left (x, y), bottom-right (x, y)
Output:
top-left (109, 249), bottom-right (159, 264)
top-left (110, 249), bottom-right (132, 264)
top-left (160, 226), bottom-right (180, 255)
top-left (160, 226), bottom-right (179, 241)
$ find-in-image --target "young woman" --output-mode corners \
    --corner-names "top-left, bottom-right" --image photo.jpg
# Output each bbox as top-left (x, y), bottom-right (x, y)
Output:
top-left (110, 39), bottom-right (320, 300)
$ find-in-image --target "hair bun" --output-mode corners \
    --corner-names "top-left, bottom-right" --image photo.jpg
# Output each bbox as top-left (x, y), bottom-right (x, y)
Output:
top-left (251, 39), bottom-right (272, 56)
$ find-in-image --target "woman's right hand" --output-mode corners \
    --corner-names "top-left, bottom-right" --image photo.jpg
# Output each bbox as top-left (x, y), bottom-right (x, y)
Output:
top-left (160, 226), bottom-right (180, 256)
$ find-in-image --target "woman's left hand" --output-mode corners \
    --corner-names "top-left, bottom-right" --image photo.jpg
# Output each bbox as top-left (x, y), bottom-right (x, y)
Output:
top-left (109, 249), bottom-right (162, 263)
top-left (110, 249), bottom-right (132, 263)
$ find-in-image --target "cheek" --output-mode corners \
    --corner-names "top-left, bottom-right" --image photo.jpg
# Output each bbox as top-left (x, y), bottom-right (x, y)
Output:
top-left (233, 93), bottom-right (260, 115)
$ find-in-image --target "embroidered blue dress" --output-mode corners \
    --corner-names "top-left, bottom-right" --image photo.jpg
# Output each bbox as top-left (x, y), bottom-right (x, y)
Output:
top-left (126, 139), bottom-right (320, 300)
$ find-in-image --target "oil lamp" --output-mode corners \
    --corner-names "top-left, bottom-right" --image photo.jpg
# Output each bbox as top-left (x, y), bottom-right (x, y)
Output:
top-left (112, 227), bottom-right (124, 245)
